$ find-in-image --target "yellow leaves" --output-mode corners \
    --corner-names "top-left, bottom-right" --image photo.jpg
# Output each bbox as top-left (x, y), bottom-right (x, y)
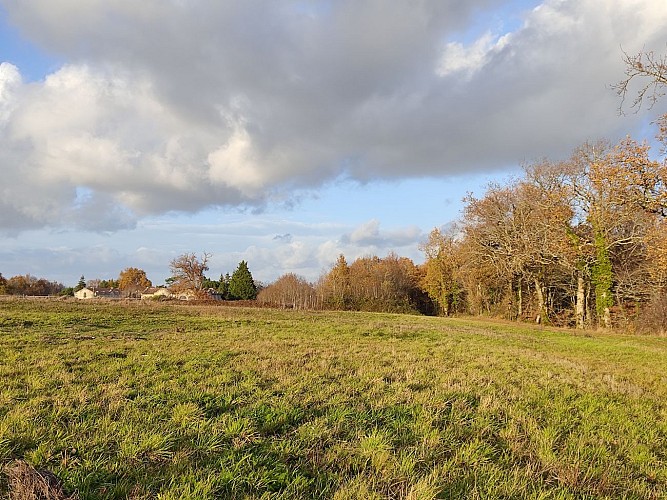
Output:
top-left (118, 266), bottom-right (152, 291)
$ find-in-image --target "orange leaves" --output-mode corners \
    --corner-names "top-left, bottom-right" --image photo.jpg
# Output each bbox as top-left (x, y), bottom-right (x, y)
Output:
top-left (118, 267), bottom-right (152, 291)
top-left (168, 252), bottom-right (210, 292)
top-left (591, 137), bottom-right (667, 216)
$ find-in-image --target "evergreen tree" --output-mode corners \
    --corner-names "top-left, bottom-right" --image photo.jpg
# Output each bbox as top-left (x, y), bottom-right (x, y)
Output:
top-left (218, 273), bottom-right (230, 298)
top-left (75, 275), bottom-right (86, 292)
top-left (228, 261), bottom-right (257, 300)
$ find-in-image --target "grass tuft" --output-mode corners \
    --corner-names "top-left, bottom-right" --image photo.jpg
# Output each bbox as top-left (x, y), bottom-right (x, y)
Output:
top-left (3, 459), bottom-right (78, 499)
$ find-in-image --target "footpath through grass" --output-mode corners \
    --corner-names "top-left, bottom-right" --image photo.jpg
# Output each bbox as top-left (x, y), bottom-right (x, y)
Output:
top-left (0, 298), bottom-right (666, 499)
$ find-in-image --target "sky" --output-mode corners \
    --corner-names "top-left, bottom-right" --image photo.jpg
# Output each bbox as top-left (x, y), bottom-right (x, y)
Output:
top-left (1, 0), bottom-right (667, 287)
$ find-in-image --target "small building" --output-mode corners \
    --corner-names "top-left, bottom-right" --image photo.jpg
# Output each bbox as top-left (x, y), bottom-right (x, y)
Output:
top-left (206, 288), bottom-right (224, 301)
top-left (75, 287), bottom-right (121, 300)
top-left (74, 287), bottom-right (94, 299)
top-left (174, 289), bottom-right (197, 301)
top-left (140, 287), bottom-right (173, 300)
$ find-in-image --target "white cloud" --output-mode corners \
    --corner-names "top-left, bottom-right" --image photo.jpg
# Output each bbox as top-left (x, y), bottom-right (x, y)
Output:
top-left (342, 219), bottom-right (423, 248)
top-left (207, 125), bottom-right (267, 197)
top-left (1, 0), bottom-right (667, 234)
top-left (0, 62), bottom-right (21, 123)
top-left (438, 31), bottom-right (510, 78)
top-left (0, 209), bottom-right (432, 285)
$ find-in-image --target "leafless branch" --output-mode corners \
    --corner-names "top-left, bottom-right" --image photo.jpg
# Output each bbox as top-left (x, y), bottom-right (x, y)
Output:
top-left (613, 48), bottom-right (667, 114)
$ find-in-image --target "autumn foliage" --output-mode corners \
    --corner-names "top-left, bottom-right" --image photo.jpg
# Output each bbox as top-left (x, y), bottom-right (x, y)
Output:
top-left (238, 127), bottom-right (667, 332)
top-left (417, 130), bottom-right (667, 331)
top-left (259, 253), bottom-right (431, 314)
top-left (118, 267), bottom-right (152, 298)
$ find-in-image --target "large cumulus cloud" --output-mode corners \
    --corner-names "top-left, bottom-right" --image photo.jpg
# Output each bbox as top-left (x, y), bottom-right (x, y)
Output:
top-left (1, 0), bottom-right (667, 232)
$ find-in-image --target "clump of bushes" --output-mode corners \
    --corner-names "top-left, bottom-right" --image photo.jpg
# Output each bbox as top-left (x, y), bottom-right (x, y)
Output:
top-left (635, 293), bottom-right (667, 334)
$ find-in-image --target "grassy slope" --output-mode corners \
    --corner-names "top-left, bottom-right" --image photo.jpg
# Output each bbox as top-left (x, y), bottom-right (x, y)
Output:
top-left (0, 298), bottom-right (666, 499)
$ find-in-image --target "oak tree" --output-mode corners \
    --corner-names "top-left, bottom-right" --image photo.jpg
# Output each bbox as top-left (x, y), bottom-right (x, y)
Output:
top-left (118, 267), bottom-right (152, 297)
top-left (169, 252), bottom-right (211, 296)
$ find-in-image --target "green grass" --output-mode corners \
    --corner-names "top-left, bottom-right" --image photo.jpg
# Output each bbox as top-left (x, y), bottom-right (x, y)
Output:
top-left (1, 298), bottom-right (666, 499)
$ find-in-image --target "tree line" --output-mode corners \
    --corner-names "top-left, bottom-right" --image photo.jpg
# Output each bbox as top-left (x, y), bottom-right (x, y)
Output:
top-left (255, 126), bottom-right (666, 332)
top-left (167, 253), bottom-right (258, 300)
top-left (0, 274), bottom-right (65, 296)
top-left (258, 49), bottom-right (667, 332)
top-left (419, 133), bottom-right (667, 332)
top-left (0, 257), bottom-right (258, 301)
top-left (257, 253), bottom-right (433, 314)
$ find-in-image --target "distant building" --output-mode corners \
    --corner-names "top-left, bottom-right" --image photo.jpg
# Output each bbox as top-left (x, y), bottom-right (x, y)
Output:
top-left (74, 287), bottom-right (94, 299)
top-left (75, 287), bottom-right (121, 299)
top-left (174, 289), bottom-right (197, 301)
top-left (140, 287), bottom-right (220, 301)
top-left (140, 287), bottom-right (173, 300)
top-left (206, 288), bottom-right (224, 301)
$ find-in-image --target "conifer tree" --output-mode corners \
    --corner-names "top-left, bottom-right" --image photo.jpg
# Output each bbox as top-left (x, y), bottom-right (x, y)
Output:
top-left (228, 261), bottom-right (257, 300)
top-left (75, 275), bottom-right (86, 292)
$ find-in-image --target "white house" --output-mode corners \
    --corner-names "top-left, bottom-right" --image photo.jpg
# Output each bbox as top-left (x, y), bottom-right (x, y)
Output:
top-left (74, 287), bottom-right (94, 299)
top-left (140, 287), bottom-right (173, 300)
top-left (75, 287), bottom-right (121, 299)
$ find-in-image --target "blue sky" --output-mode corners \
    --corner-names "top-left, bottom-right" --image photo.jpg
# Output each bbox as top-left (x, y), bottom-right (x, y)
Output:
top-left (1, 0), bottom-right (666, 287)
top-left (0, 7), bottom-right (59, 81)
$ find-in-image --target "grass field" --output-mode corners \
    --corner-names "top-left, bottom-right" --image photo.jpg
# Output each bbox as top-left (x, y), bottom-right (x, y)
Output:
top-left (0, 298), bottom-right (666, 499)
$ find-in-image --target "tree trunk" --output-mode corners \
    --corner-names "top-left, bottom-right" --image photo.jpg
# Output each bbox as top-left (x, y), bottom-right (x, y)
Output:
top-left (517, 277), bottom-right (523, 319)
top-left (586, 284), bottom-right (592, 326)
top-left (592, 230), bottom-right (613, 329)
top-left (534, 277), bottom-right (546, 324)
top-left (575, 274), bottom-right (585, 329)
top-left (507, 279), bottom-right (514, 320)
top-left (441, 292), bottom-right (450, 316)
top-left (603, 304), bottom-right (612, 329)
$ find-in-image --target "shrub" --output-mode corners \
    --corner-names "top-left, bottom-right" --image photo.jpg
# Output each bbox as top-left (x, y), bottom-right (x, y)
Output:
top-left (635, 293), bottom-right (667, 334)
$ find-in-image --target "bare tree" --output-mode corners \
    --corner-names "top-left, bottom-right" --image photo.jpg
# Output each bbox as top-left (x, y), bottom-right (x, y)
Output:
top-left (614, 48), bottom-right (667, 112)
top-left (169, 252), bottom-right (211, 296)
top-left (257, 273), bottom-right (318, 310)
